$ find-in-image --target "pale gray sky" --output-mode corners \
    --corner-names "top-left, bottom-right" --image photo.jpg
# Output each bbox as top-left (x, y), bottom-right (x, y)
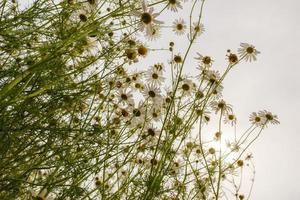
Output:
top-left (148, 0), bottom-right (300, 199)
top-left (201, 0), bottom-right (300, 199)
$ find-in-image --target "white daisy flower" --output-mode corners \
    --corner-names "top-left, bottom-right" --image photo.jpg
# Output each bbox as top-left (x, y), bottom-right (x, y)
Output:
top-left (249, 112), bottom-right (265, 127)
top-left (210, 84), bottom-right (223, 100)
top-left (172, 18), bottom-right (187, 35)
top-left (167, 0), bottom-right (183, 12)
top-left (258, 110), bottom-right (279, 125)
top-left (142, 84), bottom-right (162, 103)
top-left (238, 43), bottom-right (260, 62)
top-left (145, 25), bottom-right (161, 41)
top-left (170, 160), bottom-right (181, 175)
top-left (196, 108), bottom-right (211, 124)
top-left (189, 22), bottom-right (205, 39)
top-left (30, 188), bottom-right (54, 200)
top-left (145, 66), bottom-right (165, 85)
top-left (143, 123), bottom-right (159, 138)
top-left (195, 53), bottom-right (213, 68)
top-left (200, 69), bottom-right (221, 86)
top-left (193, 22), bottom-right (205, 35)
top-left (224, 113), bottom-right (237, 126)
top-left (132, 0), bottom-right (163, 35)
top-left (116, 88), bottom-right (134, 106)
top-left (227, 52), bottom-right (239, 64)
top-left (179, 78), bottom-right (195, 97)
top-left (116, 106), bottom-right (131, 122)
top-left (149, 104), bottom-right (163, 122)
top-left (128, 101), bottom-right (147, 128)
top-left (69, 7), bottom-right (90, 24)
top-left (210, 99), bottom-right (233, 114)
top-left (131, 80), bottom-right (144, 92)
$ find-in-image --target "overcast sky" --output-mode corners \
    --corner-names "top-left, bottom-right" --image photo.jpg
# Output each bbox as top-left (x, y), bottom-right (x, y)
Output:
top-left (145, 0), bottom-right (300, 199)
top-left (201, 0), bottom-right (300, 199)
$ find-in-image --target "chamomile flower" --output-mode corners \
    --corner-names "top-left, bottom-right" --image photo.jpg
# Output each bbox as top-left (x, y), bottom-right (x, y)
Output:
top-left (130, 71), bottom-right (144, 91)
top-left (142, 84), bottom-right (162, 103)
top-left (258, 110), bottom-right (280, 125)
top-left (162, 92), bottom-right (173, 108)
top-left (134, 155), bottom-right (146, 165)
top-left (78, 12), bottom-right (88, 22)
top-left (145, 66), bottom-right (165, 85)
top-left (172, 18), bottom-right (187, 35)
top-left (211, 84), bottom-right (223, 100)
top-left (129, 101), bottom-right (147, 128)
top-left (203, 70), bottom-right (221, 85)
top-left (210, 99), bottom-right (233, 114)
top-left (145, 25), bottom-right (161, 40)
top-left (132, 80), bottom-right (144, 92)
top-left (132, 0), bottom-right (163, 35)
top-left (173, 54), bottom-right (183, 64)
top-left (116, 88), bottom-right (134, 106)
top-left (30, 189), bottom-right (54, 200)
top-left (238, 43), bottom-right (260, 62)
top-left (116, 106), bottom-right (131, 122)
top-left (149, 105), bottom-right (162, 122)
top-left (189, 22), bottom-right (205, 39)
top-left (144, 123), bottom-right (159, 138)
top-left (167, 0), bottom-right (183, 12)
top-left (249, 112), bottom-right (265, 127)
top-left (179, 78), bottom-right (195, 96)
top-left (195, 108), bottom-right (211, 124)
top-left (224, 113), bottom-right (237, 126)
top-left (69, 7), bottom-right (90, 24)
top-left (170, 160), bottom-right (181, 175)
top-left (195, 53), bottom-right (213, 68)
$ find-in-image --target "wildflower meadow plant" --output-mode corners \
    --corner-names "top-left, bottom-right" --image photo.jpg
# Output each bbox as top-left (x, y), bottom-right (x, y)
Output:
top-left (0, 0), bottom-right (279, 199)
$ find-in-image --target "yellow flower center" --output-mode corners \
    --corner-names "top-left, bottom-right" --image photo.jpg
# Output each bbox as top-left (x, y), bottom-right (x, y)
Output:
top-left (176, 23), bottom-right (183, 30)
top-left (246, 46), bottom-right (254, 54)
top-left (141, 12), bottom-right (152, 24)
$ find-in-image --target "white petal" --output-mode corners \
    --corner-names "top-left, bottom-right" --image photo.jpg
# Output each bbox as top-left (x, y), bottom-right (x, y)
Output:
top-left (142, 0), bottom-right (147, 11)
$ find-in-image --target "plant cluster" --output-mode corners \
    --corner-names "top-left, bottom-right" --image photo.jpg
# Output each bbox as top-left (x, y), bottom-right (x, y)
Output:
top-left (0, 0), bottom-right (279, 199)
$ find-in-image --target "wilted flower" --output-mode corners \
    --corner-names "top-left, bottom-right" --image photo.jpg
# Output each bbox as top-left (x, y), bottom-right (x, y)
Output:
top-left (173, 54), bottom-right (183, 64)
top-left (227, 52), bottom-right (238, 64)
top-left (137, 43), bottom-right (149, 57)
